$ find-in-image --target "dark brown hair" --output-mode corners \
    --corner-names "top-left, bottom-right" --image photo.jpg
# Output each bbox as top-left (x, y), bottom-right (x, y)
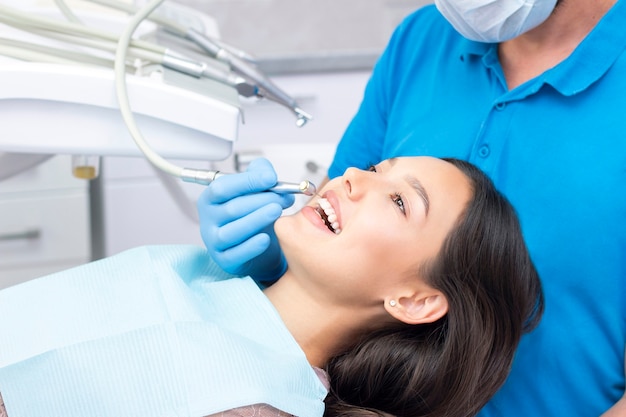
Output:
top-left (323, 158), bottom-right (544, 417)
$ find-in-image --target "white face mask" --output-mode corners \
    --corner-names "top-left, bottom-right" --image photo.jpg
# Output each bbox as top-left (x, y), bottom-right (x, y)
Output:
top-left (434, 0), bottom-right (558, 43)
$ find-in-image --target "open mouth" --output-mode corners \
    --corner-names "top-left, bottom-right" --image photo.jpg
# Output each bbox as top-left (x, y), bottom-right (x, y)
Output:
top-left (315, 197), bottom-right (341, 234)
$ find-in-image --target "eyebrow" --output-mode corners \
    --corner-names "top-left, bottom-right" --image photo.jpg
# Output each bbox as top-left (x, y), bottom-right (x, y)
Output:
top-left (385, 158), bottom-right (430, 215)
top-left (406, 175), bottom-right (430, 216)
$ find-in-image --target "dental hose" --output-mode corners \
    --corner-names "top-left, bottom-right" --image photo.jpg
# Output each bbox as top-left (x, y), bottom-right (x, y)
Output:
top-left (113, 0), bottom-right (315, 195)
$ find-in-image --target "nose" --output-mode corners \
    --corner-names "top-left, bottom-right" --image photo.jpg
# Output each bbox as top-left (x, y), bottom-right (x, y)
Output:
top-left (342, 167), bottom-right (371, 200)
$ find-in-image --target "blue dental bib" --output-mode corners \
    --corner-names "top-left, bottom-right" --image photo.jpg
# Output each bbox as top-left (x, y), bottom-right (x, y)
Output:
top-left (0, 245), bottom-right (326, 417)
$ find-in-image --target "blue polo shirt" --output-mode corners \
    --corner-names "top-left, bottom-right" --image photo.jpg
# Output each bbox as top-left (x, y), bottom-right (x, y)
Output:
top-left (329, 3), bottom-right (626, 416)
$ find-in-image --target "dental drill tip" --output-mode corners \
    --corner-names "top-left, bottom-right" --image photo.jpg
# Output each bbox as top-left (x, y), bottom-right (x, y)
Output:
top-left (294, 107), bottom-right (313, 127)
top-left (300, 180), bottom-right (316, 196)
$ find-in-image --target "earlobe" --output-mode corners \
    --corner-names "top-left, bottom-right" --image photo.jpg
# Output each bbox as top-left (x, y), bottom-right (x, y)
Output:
top-left (385, 292), bottom-right (448, 325)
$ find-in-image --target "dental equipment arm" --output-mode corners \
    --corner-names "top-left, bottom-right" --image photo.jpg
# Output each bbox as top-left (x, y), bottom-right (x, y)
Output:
top-left (0, 3), bottom-right (239, 169)
top-left (0, 0), bottom-right (312, 121)
top-left (82, 0), bottom-right (312, 125)
top-left (0, 4), bottom-right (257, 96)
top-left (183, 28), bottom-right (312, 126)
top-left (0, 0), bottom-right (315, 198)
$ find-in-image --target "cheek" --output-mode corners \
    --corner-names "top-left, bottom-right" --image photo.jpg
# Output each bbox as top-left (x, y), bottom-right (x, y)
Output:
top-left (278, 213), bottom-right (429, 284)
top-left (319, 239), bottom-right (421, 305)
top-left (331, 226), bottom-right (422, 278)
top-left (275, 214), bottom-right (335, 267)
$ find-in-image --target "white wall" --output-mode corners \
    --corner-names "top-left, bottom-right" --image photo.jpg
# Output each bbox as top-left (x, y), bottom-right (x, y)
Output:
top-left (174, 0), bottom-right (433, 58)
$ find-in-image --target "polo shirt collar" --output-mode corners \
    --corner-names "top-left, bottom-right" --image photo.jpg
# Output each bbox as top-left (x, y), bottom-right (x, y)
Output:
top-left (546, 0), bottom-right (626, 95)
top-left (458, 0), bottom-right (626, 96)
top-left (459, 37), bottom-right (491, 59)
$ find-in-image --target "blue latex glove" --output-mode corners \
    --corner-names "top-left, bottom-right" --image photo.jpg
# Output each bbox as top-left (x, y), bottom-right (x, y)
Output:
top-left (197, 158), bottom-right (295, 283)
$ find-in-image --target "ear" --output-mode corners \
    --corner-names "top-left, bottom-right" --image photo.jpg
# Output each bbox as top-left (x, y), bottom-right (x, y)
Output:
top-left (384, 290), bottom-right (448, 325)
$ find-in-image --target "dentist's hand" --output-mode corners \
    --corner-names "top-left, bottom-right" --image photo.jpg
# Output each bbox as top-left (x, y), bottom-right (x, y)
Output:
top-left (197, 158), bottom-right (295, 283)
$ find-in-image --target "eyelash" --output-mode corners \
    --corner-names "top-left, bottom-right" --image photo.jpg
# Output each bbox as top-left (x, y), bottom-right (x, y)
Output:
top-left (392, 193), bottom-right (406, 214)
top-left (367, 165), bottom-right (406, 215)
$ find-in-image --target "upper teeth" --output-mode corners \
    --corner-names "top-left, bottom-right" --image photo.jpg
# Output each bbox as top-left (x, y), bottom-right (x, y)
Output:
top-left (318, 197), bottom-right (341, 234)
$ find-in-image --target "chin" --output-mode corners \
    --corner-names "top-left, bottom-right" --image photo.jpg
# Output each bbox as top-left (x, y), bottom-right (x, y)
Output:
top-left (274, 214), bottom-right (308, 253)
top-left (274, 215), bottom-right (292, 243)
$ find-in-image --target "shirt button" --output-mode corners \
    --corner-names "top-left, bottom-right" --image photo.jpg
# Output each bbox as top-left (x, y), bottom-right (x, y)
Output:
top-left (478, 145), bottom-right (490, 158)
top-left (494, 102), bottom-right (506, 110)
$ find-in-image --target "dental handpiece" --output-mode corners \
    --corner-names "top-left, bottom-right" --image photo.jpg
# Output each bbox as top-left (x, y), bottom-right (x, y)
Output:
top-left (180, 168), bottom-right (317, 196)
top-left (184, 28), bottom-right (313, 127)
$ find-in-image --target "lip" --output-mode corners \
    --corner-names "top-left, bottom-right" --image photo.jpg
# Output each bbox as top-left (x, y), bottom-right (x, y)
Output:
top-left (301, 189), bottom-right (342, 235)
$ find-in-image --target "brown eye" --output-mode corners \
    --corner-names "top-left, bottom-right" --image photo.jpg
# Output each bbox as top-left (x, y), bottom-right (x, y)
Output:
top-left (392, 193), bottom-right (406, 215)
top-left (368, 165), bottom-right (377, 172)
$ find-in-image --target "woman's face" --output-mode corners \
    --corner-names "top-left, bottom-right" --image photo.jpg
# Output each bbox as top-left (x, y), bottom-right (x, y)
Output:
top-left (275, 156), bottom-right (472, 305)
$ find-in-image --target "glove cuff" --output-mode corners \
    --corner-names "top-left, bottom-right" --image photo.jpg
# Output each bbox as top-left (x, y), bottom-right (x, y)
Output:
top-left (251, 254), bottom-right (288, 287)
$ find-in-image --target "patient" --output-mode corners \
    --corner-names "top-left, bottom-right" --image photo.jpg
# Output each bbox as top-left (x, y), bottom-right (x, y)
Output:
top-left (0, 156), bottom-right (543, 417)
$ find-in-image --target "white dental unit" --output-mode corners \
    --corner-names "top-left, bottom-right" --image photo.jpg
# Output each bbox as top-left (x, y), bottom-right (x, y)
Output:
top-left (0, 0), bottom-right (316, 173)
top-left (0, 0), bottom-right (316, 284)
top-left (0, 0), bottom-right (374, 286)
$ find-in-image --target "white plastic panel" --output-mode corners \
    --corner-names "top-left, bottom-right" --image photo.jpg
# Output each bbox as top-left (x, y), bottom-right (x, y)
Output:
top-left (0, 192), bottom-right (91, 271)
top-left (0, 64), bottom-right (240, 160)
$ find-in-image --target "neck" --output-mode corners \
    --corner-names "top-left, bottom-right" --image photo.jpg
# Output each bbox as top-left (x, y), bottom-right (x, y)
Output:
top-left (262, 271), bottom-right (388, 368)
top-left (498, 0), bottom-right (617, 89)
